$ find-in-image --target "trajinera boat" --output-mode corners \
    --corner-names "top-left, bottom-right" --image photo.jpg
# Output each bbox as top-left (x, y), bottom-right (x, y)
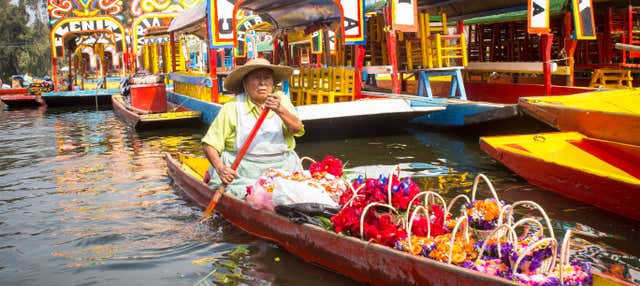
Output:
top-left (112, 94), bottom-right (201, 129)
top-left (164, 152), bottom-right (630, 285)
top-left (518, 88), bottom-right (640, 146)
top-left (480, 132), bottom-right (640, 221)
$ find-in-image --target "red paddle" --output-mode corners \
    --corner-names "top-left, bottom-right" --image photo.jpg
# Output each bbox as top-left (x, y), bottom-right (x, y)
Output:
top-left (203, 108), bottom-right (270, 218)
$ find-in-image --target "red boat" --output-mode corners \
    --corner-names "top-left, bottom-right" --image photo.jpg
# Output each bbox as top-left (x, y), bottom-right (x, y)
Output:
top-left (0, 88), bottom-right (43, 107)
top-left (164, 152), bottom-right (630, 286)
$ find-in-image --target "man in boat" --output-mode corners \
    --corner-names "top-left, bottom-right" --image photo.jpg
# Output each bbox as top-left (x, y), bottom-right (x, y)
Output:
top-left (202, 58), bottom-right (304, 197)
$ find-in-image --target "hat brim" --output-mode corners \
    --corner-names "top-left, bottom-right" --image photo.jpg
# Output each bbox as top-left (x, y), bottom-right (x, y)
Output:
top-left (223, 64), bottom-right (293, 93)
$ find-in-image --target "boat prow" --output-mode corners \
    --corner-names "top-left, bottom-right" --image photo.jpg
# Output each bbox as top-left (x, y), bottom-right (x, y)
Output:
top-left (112, 95), bottom-right (201, 129)
top-left (480, 132), bottom-right (640, 221)
top-left (519, 88), bottom-right (640, 146)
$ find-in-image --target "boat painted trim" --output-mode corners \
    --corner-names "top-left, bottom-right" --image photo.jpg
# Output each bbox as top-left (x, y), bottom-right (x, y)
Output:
top-left (519, 89), bottom-right (640, 146)
top-left (364, 91), bottom-right (520, 127)
top-left (164, 152), bottom-right (517, 286)
top-left (167, 91), bottom-right (222, 124)
top-left (480, 132), bottom-right (640, 220)
top-left (112, 95), bottom-right (201, 129)
top-left (41, 89), bottom-right (118, 107)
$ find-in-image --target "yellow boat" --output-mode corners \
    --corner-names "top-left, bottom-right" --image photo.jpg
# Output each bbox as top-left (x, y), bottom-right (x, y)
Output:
top-left (480, 132), bottom-right (640, 221)
top-left (519, 88), bottom-right (640, 146)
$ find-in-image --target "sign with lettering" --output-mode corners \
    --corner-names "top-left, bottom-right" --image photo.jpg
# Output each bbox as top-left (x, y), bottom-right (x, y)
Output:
top-left (311, 30), bottom-right (323, 54)
top-left (391, 0), bottom-right (417, 32)
top-left (235, 15), bottom-right (264, 57)
top-left (131, 14), bottom-right (175, 53)
top-left (207, 0), bottom-right (234, 48)
top-left (50, 16), bottom-right (126, 58)
top-left (528, 0), bottom-right (550, 34)
top-left (341, 0), bottom-right (365, 45)
top-left (571, 0), bottom-right (596, 40)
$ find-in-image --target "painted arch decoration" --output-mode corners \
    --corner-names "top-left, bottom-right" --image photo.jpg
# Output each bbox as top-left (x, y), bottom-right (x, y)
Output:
top-left (131, 13), bottom-right (176, 53)
top-left (50, 16), bottom-right (127, 58)
top-left (47, 0), bottom-right (124, 26)
top-left (129, 0), bottom-right (201, 17)
top-left (129, 0), bottom-right (201, 53)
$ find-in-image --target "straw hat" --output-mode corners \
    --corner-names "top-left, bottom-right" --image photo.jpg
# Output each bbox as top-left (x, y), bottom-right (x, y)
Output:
top-left (223, 58), bottom-right (293, 93)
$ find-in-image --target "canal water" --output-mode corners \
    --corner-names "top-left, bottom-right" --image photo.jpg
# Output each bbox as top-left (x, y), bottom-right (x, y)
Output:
top-left (0, 106), bottom-right (638, 285)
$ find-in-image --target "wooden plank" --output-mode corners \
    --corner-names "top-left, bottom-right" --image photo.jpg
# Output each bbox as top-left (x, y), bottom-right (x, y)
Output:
top-left (465, 61), bottom-right (558, 73)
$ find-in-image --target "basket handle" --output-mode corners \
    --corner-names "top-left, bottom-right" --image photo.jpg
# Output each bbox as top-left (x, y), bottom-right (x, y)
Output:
top-left (405, 191), bottom-right (449, 227)
top-left (558, 229), bottom-right (597, 284)
top-left (511, 237), bottom-right (558, 277)
top-left (359, 202), bottom-right (402, 240)
top-left (447, 216), bottom-right (471, 264)
top-left (299, 156), bottom-right (316, 168)
top-left (499, 200), bottom-right (555, 240)
top-left (344, 183), bottom-right (366, 208)
top-left (474, 224), bottom-right (517, 263)
top-left (446, 194), bottom-right (471, 217)
top-left (471, 174), bottom-right (502, 207)
top-left (512, 217), bottom-right (545, 238)
top-left (406, 205), bottom-right (430, 252)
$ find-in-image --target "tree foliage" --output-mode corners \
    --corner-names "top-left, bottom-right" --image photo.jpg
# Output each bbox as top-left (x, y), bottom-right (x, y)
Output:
top-left (0, 0), bottom-right (51, 82)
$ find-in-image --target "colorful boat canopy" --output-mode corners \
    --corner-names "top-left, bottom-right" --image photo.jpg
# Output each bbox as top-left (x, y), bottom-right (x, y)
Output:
top-left (234, 0), bottom-right (342, 31)
top-left (206, 0), bottom-right (364, 48)
top-left (167, 1), bottom-right (207, 34)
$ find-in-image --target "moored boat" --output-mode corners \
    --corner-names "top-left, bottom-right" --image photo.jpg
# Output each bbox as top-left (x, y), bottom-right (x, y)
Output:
top-left (519, 89), bottom-right (640, 146)
top-left (112, 95), bottom-right (201, 129)
top-left (480, 132), bottom-right (640, 221)
top-left (0, 88), bottom-right (44, 108)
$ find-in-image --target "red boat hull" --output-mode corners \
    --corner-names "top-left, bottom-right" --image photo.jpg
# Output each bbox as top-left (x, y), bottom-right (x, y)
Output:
top-left (0, 90), bottom-right (43, 107)
top-left (480, 140), bottom-right (640, 221)
top-left (164, 153), bottom-right (515, 286)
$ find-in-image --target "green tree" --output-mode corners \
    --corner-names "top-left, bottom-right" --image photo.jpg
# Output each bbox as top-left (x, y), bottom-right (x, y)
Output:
top-left (0, 0), bottom-right (30, 81)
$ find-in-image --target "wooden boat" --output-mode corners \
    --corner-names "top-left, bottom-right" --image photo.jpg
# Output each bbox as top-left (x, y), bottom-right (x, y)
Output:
top-left (0, 88), bottom-right (43, 107)
top-left (41, 89), bottom-right (117, 107)
top-left (480, 132), bottom-right (640, 221)
top-left (519, 88), bottom-right (640, 146)
top-left (112, 95), bottom-right (201, 129)
top-left (164, 152), bottom-right (630, 285)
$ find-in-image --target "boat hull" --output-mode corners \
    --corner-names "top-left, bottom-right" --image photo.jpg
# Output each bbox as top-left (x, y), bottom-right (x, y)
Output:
top-left (41, 90), bottom-right (117, 107)
top-left (112, 95), bottom-right (201, 129)
top-left (0, 94), bottom-right (44, 108)
top-left (519, 89), bottom-right (640, 146)
top-left (480, 133), bottom-right (640, 221)
top-left (164, 152), bottom-right (515, 286)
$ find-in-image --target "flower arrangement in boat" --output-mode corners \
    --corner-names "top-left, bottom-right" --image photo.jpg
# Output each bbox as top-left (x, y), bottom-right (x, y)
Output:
top-left (513, 234), bottom-right (555, 275)
top-left (464, 198), bottom-right (502, 230)
top-left (428, 232), bottom-right (478, 264)
top-left (309, 155), bottom-right (344, 177)
top-left (462, 258), bottom-right (510, 278)
top-left (328, 170), bottom-right (594, 285)
top-left (245, 155), bottom-right (347, 210)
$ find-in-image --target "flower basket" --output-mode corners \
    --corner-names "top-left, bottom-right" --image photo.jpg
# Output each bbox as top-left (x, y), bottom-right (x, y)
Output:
top-left (463, 174), bottom-right (504, 240)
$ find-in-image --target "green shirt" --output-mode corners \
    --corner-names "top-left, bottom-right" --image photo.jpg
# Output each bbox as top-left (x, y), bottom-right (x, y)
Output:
top-left (201, 91), bottom-right (304, 153)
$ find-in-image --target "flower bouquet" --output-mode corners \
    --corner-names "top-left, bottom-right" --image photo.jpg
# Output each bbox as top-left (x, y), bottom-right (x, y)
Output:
top-left (461, 174), bottom-right (505, 239)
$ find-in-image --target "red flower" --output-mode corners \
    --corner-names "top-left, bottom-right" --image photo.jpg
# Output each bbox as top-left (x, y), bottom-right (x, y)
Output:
top-left (310, 155), bottom-right (344, 177)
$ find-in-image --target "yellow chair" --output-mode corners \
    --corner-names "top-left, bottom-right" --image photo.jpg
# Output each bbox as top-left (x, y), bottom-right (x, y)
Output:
top-left (305, 68), bottom-right (322, 105)
top-left (288, 70), bottom-right (302, 106)
top-left (308, 67), bottom-right (332, 104)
